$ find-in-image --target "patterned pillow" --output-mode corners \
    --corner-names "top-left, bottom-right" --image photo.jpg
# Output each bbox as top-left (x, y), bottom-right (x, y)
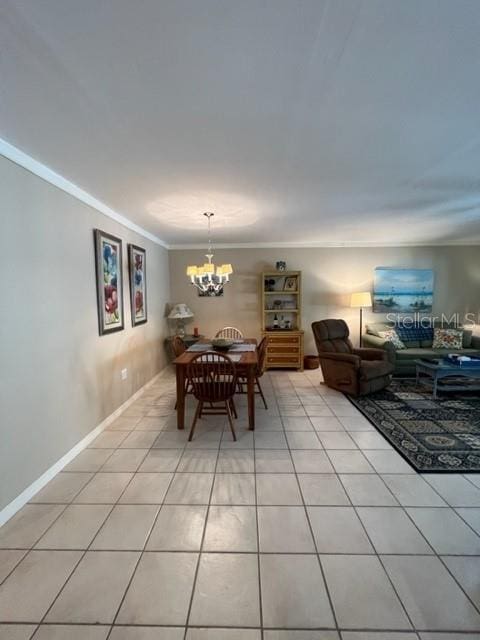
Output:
top-left (432, 328), bottom-right (463, 349)
top-left (378, 329), bottom-right (406, 350)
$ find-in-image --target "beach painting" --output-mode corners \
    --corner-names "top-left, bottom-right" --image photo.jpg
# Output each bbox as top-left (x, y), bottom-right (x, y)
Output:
top-left (373, 268), bottom-right (434, 313)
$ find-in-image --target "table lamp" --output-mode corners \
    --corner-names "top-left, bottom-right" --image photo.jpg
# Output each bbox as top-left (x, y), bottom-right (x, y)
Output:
top-left (168, 303), bottom-right (194, 337)
top-left (350, 292), bottom-right (372, 346)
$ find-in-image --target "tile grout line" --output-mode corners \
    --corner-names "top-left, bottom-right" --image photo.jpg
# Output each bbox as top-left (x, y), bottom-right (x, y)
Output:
top-left (181, 421), bottom-right (222, 640)
top-left (420, 475), bottom-right (480, 540)
top-left (281, 394), bottom-right (342, 635)
top-left (0, 468), bottom-right (119, 631)
top-left (293, 374), bottom-right (480, 630)
top-left (3, 372), bottom-right (480, 634)
top-left (398, 496), bottom-right (480, 613)
top-left (253, 394), bottom-right (279, 640)
top-left (292, 374), bottom-right (412, 637)
top-left (393, 470), bottom-right (480, 617)
top-left (334, 472), bottom-right (419, 632)
top-left (30, 392), bottom-right (182, 634)
top-left (331, 412), bottom-right (480, 621)
top-left (34, 436), bottom-right (164, 634)
top-left (102, 410), bottom-right (187, 640)
top-left (0, 549), bottom-right (30, 590)
top-left (0, 453), bottom-right (129, 585)
top-left (2, 548), bottom-right (479, 557)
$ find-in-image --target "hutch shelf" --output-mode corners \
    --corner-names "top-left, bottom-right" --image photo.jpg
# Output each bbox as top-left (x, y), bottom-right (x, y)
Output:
top-left (261, 270), bottom-right (304, 371)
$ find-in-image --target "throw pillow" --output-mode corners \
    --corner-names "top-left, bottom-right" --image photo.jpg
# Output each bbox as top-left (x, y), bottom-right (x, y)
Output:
top-left (432, 328), bottom-right (464, 350)
top-left (395, 324), bottom-right (434, 344)
top-left (378, 329), bottom-right (406, 350)
top-left (366, 323), bottom-right (393, 337)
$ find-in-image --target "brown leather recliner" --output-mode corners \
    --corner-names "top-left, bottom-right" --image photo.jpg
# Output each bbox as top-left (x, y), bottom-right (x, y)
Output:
top-left (312, 319), bottom-right (394, 396)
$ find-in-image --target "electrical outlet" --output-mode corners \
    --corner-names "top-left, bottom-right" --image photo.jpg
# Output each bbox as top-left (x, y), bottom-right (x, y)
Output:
top-left (121, 368), bottom-right (128, 380)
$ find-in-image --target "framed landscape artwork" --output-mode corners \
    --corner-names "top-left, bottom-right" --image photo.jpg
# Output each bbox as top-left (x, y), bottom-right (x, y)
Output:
top-left (94, 229), bottom-right (124, 335)
top-left (373, 267), bottom-right (434, 313)
top-left (128, 244), bottom-right (147, 325)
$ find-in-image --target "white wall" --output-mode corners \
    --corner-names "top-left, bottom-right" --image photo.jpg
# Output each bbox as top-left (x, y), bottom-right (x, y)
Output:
top-left (0, 156), bottom-right (170, 511)
top-left (169, 246), bottom-right (480, 352)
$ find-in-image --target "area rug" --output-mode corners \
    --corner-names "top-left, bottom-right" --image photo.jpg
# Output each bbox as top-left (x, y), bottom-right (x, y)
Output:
top-left (348, 379), bottom-right (480, 472)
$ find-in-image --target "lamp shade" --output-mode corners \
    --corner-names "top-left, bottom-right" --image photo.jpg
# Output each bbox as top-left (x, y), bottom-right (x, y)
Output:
top-left (203, 263), bottom-right (215, 275)
top-left (350, 292), bottom-right (372, 308)
top-left (168, 303), bottom-right (194, 319)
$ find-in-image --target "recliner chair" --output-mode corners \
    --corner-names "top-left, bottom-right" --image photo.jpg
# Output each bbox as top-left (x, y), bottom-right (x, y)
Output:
top-left (312, 319), bottom-right (394, 396)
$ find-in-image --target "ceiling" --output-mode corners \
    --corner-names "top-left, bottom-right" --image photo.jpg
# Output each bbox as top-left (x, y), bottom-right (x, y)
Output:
top-left (2, 0), bottom-right (480, 247)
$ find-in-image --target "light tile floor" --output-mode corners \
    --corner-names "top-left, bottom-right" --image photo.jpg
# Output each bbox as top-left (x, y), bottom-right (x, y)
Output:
top-left (0, 369), bottom-right (480, 639)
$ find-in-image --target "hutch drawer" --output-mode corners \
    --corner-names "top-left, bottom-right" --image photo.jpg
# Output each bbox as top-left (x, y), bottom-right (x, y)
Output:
top-left (267, 345), bottom-right (299, 354)
top-left (268, 335), bottom-right (300, 345)
top-left (262, 330), bottom-right (304, 371)
top-left (266, 355), bottom-right (302, 366)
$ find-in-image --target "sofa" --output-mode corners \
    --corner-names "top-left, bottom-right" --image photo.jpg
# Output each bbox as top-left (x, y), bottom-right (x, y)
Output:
top-left (312, 319), bottom-right (394, 396)
top-left (362, 322), bottom-right (480, 376)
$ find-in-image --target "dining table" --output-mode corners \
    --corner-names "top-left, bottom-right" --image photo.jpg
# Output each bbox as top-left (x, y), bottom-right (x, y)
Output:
top-left (173, 338), bottom-right (258, 430)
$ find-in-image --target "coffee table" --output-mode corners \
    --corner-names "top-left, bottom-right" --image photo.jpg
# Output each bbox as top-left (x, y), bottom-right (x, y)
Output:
top-left (415, 359), bottom-right (480, 399)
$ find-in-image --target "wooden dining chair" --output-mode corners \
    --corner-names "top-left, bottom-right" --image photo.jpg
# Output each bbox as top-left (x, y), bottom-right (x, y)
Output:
top-left (237, 336), bottom-right (269, 409)
top-left (187, 352), bottom-right (238, 441)
top-left (215, 326), bottom-right (244, 340)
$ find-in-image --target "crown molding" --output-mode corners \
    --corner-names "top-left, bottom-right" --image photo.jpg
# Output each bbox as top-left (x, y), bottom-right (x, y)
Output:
top-left (2, 138), bottom-right (479, 251)
top-left (169, 239), bottom-right (480, 249)
top-left (0, 137), bottom-right (169, 249)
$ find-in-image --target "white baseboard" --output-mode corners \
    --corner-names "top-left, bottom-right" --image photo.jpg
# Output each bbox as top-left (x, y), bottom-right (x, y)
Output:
top-left (0, 369), bottom-right (166, 528)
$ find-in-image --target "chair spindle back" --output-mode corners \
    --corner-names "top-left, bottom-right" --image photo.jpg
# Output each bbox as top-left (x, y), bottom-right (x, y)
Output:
top-left (215, 326), bottom-right (244, 340)
top-left (188, 352), bottom-right (237, 403)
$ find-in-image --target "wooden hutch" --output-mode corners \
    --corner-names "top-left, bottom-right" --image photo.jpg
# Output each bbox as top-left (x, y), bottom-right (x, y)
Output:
top-left (261, 270), bottom-right (304, 371)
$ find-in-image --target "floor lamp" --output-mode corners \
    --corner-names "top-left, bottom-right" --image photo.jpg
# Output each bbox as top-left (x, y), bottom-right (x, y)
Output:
top-left (350, 292), bottom-right (372, 347)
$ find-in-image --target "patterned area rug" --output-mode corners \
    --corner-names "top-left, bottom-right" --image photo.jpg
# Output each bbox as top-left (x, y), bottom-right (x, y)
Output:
top-left (348, 379), bottom-right (480, 472)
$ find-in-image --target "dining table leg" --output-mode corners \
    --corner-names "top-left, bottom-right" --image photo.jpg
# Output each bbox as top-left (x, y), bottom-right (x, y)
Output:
top-left (176, 365), bottom-right (186, 430)
top-left (247, 365), bottom-right (255, 430)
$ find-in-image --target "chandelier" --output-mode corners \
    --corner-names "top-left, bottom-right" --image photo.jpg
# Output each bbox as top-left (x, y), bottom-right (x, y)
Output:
top-left (186, 213), bottom-right (233, 295)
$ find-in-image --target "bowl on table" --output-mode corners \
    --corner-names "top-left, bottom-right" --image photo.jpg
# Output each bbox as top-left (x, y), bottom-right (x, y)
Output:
top-left (211, 338), bottom-right (234, 352)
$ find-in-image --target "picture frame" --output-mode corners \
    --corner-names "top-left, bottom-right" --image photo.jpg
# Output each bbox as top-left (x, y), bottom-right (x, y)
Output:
top-left (283, 276), bottom-right (297, 291)
top-left (93, 229), bottom-right (124, 335)
top-left (373, 267), bottom-right (434, 314)
top-left (128, 243), bottom-right (148, 326)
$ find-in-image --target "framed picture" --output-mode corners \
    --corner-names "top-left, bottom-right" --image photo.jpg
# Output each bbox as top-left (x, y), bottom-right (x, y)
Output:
top-left (93, 229), bottom-right (124, 335)
top-left (128, 244), bottom-right (147, 325)
top-left (373, 268), bottom-right (434, 313)
top-left (283, 276), bottom-right (297, 291)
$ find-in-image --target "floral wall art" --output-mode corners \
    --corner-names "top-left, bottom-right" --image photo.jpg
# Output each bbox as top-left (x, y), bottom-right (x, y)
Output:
top-left (94, 229), bottom-right (124, 335)
top-left (128, 244), bottom-right (147, 325)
